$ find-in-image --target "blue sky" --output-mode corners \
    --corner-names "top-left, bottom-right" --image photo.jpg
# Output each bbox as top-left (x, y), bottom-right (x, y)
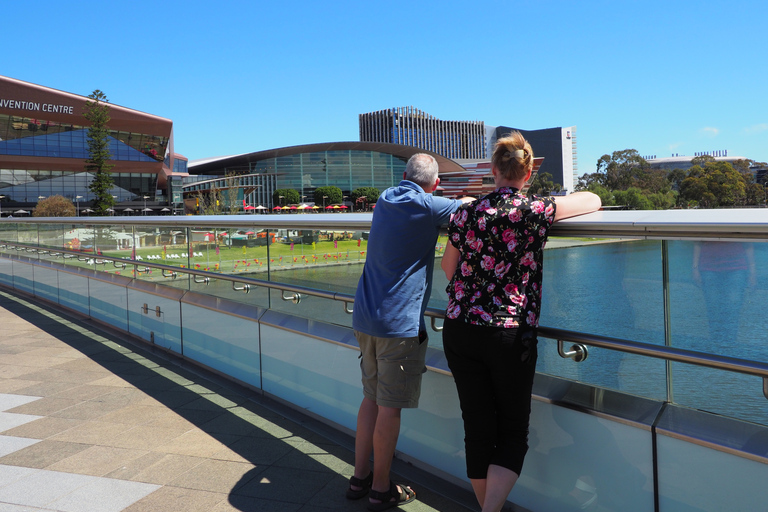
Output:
top-left (4, 0), bottom-right (766, 174)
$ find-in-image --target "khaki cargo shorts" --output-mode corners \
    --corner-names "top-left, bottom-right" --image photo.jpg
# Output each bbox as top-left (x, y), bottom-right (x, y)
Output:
top-left (355, 330), bottom-right (429, 409)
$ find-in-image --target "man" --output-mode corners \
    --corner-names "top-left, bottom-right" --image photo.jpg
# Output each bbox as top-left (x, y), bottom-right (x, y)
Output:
top-left (347, 153), bottom-right (473, 510)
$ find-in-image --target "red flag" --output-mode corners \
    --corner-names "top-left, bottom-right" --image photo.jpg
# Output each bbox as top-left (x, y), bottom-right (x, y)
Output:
top-left (215, 245), bottom-right (220, 255)
top-left (131, 246), bottom-right (136, 260)
top-left (357, 239), bottom-right (361, 247)
top-left (290, 243), bottom-right (294, 251)
top-left (334, 240), bottom-right (338, 249)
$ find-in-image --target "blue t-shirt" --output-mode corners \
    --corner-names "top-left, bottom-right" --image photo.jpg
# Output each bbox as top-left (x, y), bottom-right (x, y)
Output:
top-left (353, 180), bottom-right (462, 338)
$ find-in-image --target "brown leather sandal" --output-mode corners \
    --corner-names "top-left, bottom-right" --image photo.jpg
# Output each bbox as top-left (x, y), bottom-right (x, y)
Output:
top-left (367, 481), bottom-right (416, 511)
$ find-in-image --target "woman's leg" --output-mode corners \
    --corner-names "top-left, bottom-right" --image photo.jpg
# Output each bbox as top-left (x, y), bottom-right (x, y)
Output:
top-left (443, 320), bottom-right (502, 508)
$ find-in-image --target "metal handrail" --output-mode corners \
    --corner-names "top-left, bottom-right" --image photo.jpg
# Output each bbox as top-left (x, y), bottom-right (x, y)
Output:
top-left (6, 208), bottom-right (768, 240)
top-left (423, 308), bottom-right (768, 400)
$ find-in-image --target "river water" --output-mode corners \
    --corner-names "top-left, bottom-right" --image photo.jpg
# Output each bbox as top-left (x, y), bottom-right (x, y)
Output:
top-left (266, 238), bottom-right (768, 426)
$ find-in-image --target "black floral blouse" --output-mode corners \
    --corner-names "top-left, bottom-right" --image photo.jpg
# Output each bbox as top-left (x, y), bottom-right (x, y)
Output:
top-left (445, 187), bottom-right (556, 328)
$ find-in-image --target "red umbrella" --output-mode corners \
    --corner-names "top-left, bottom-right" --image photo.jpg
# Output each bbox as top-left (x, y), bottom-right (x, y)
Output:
top-left (273, 206), bottom-right (282, 210)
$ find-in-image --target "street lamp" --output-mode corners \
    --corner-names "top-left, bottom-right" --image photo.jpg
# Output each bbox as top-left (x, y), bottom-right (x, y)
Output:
top-left (0, 195), bottom-right (5, 218)
top-left (75, 195), bottom-right (83, 216)
top-left (278, 195), bottom-right (284, 214)
top-left (323, 195), bottom-right (328, 209)
top-left (143, 195), bottom-right (150, 215)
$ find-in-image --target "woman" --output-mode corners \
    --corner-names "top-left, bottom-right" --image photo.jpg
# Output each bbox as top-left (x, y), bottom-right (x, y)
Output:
top-left (441, 131), bottom-right (601, 512)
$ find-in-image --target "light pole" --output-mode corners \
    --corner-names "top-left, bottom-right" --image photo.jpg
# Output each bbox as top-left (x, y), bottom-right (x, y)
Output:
top-left (279, 195), bottom-right (284, 214)
top-left (0, 195), bottom-right (5, 218)
top-left (75, 195), bottom-right (82, 216)
top-left (323, 195), bottom-right (328, 209)
top-left (143, 195), bottom-right (149, 215)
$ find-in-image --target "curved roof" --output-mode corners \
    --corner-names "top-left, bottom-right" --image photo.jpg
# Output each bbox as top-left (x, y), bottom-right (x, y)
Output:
top-left (188, 141), bottom-right (467, 175)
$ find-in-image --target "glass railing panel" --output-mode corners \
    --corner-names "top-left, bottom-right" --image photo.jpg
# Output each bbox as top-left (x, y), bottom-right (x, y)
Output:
top-left (536, 238), bottom-right (668, 399)
top-left (17, 222), bottom-right (37, 247)
top-left (0, 222), bottom-right (18, 245)
top-left (265, 227), bottom-right (365, 326)
top-left (668, 239), bottom-right (768, 424)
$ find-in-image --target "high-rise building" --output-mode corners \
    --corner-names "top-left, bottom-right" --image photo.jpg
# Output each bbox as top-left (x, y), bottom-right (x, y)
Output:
top-left (359, 107), bottom-right (486, 160)
top-left (488, 125), bottom-right (577, 194)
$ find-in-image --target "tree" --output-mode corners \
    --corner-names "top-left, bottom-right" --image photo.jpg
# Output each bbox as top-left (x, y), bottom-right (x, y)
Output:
top-left (595, 150), bottom-right (649, 191)
top-left (527, 172), bottom-right (562, 197)
top-left (613, 187), bottom-right (653, 210)
top-left (313, 186), bottom-right (342, 207)
top-left (273, 189), bottom-right (300, 207)
top-left (350, 187), bottom-right (380, 210)
top-left (33, 195), bottom-right (76, 217)
top-left (196, 188), bottom-right (223, 215)
top-left (224, 172), bottom-right (241, 214)
top-left (84, 90), bottom-right (115, 216)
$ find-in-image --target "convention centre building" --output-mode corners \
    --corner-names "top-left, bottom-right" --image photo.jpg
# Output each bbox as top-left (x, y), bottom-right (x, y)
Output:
top-left (0, 75), bottom-right (188, 215)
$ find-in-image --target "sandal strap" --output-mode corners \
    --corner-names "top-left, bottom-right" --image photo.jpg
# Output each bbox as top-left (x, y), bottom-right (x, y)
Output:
top-left (349, 472), bottom-right (373, 487)
top-left (368, 482), bottom-right (394, 502)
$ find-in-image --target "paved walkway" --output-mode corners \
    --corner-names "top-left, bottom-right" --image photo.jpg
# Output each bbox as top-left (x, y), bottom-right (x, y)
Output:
top-left (0, 289), bottom-right (477, 512)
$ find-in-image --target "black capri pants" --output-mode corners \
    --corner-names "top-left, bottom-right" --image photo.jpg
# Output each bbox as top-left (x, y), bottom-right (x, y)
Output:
top-left (442, 317), bottom-right (538, 479)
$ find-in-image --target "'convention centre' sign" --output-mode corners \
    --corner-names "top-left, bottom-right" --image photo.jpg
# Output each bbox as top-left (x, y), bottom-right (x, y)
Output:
top-left (0, 98), bottom-right (75, 115)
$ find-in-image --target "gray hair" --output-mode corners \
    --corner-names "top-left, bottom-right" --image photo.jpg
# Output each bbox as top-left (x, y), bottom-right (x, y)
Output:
top-left (405, 153), bottom-right (439, 188)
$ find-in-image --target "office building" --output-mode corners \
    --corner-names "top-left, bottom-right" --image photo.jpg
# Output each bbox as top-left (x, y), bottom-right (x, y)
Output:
top-left (487, 125), bottom-right (578, 194)
top-left (359, 107), bottom-right (486, 160)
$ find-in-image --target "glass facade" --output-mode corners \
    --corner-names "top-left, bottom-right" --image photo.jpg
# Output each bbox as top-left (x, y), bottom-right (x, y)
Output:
top-left (0, 114), bottom-right (168, 162)
top-left (0, 113), bottom-right (165, 208)
top-left (250, 149), bottom-right (406, 204)
top-left (0, 169), bottom-right (157, 204)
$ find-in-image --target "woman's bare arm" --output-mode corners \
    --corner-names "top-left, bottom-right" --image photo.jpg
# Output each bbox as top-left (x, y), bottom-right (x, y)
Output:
top-left (553, 192), bottom-right (602, 222)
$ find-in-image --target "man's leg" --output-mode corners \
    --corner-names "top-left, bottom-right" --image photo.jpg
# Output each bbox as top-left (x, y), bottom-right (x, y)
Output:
top-left (370, 404), bottom-right (402, 501)
top-left (352, 396), bottom-right (378, 485)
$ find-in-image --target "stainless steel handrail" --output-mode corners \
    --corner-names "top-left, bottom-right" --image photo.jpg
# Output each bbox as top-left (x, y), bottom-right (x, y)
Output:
top-left (423, 307), bottom-right (768, 400)
top-left (6, 208), bottom-right (768, 239)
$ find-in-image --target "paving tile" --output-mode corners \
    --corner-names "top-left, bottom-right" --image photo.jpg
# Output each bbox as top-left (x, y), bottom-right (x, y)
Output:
top-left (5, 396), bottom-right (80, 416)
top-left (49, 420), bottom-right (133, 445)
top-left (50, 384), bottom-right (116, 402)
top-left (121, 486), bottom-right (228, 512)
top-left (0, 465), bottom-right (38, 490)
top-left (107, 425), bottom-right (190, 451)
top-left (232, 465), bottom-right (335, 504)
top-left (46, 477), bottom-right (160, 512)
top-left (96, 404), bottom-right (170, 426)
top-left (215, 494), bottom-right (302, 511)
top-left (0, 380), bottom-right (41, 394)
top-left (214, 435), bottom-right (294, 465)
top-left (0, 366), bottom-right (40, 380)
top-left (0, 437), bottom-right (40, 458)
top-left (156, 430), bottom-right (241, 458)
top-left (106, 453), bottom-right (206, 485)
top-left (46, 445), bottom-right (148, 477)
top-left (13, 381), bottom-right (82, 398)
top-left (0, 468), bottom-right (95, 507)
top-left (0, 439), bottom-right (90, 468)
top-left (0, 416), bottom-right (82, 440)
top-left (169, 459), bottom-right (261, 493)
top-left (0, 394), bottom-right (41, 412)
